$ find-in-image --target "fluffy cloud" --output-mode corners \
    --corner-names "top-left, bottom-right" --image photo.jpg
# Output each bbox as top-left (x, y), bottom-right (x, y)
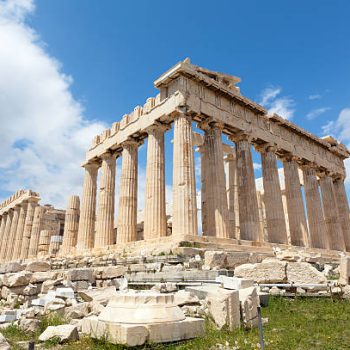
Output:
top-left (0, 0), bottom-right (105, 207)
top-left (306, 107), bottom-right (331, 120)
top-left (259, 87), bottom-right (295, 120)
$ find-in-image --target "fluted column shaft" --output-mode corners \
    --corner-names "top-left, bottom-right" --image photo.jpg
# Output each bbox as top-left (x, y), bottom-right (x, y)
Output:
top-left (260, 146), bottom-right (288, 244)
top-left (303, 166), bottom-right (328, 249)
top-left (333, 178), bottom-right (350, 251)
top-left (20, 200), bottom-right (37, 259)
top-left (0, 212), bottom-right (12, 261)
top-left (5, 206), bottom-right (20, 261)
top-left (319, 174), bottom-right (345, 251)
top-left (76, 163), bottom-right (99, 250)
top-left (172, 114), bottom-right (198, 237)
top-left (12, 203), bottom-right (28, 260)
top-left (234, 137), bottom-right (260, 241)
top-left (95, 153), bottom-right (116, 247)
top-left (202, 124), bottom-right (229, 238)
top-left (0, 214), bottom-right (7, 254)
top-left (283, 158), bottom-right (308, 246)
top-left (117, 140), bottom-right (138, 243)
top-left (28, 206), bottom-right (45, 258)
top-left (225, 153), bottom-right (238, 238)
top-left (38, 230), bottom-right (52, 257)
top-left (144, 124), bottom-right (167, 240)
top-left (199, 146), bottom-right (208, 236)
top-left (61, 196), bottom-right (80, 254)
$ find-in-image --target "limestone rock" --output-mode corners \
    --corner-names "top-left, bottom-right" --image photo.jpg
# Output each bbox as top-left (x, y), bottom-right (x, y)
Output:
top-left (206, 288), bottom-right (240, 330)
top-left (239, 287), bottom-right (259, 329)
top-left (95, 266), bottom-right (126, 280)
top-left (19, 318), bottom-right (40, 333)
top-left (0, 262), bottom-right (23, 274)
top-left (66, 268), bottom-right (94, 282)
top-left (30, 271), bottom-right (58, 284)
top-left (64, 302), bottom-right (91, 319)
top-left (41, 278), bottom-right (63, 294)
top-left (234, 259), bottom-right (287, 283)
top-left (174, 290), bottom-right (200, 306)
top-left (78, 286), bottom-right (118, 305)
top-left (216, 276), bottom-right (254, 290)
top-left (287, 262), bottom-right (327, 284)
top-left (39, 324), bottom-right (79, 343)
top-left (23, 284), bottom-right (38, 296)
top-left (0, 332), bottom-right (10, 350)
top-left (339, 256), bottom-right (350, 285)
top-left (6, 272), bottom-right (32, 288)
top-left (151, 282), bottom-right (177, 293)
top-left (226, 252), bottom-right (251, 269)
top-left (25, 261), bottom-right (51, 272)
top-left (204, 251), bottom-right (227, 269)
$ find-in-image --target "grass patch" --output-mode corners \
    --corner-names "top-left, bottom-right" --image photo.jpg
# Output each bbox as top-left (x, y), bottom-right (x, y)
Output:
top-left (39, 312), bottom-right (69, 334)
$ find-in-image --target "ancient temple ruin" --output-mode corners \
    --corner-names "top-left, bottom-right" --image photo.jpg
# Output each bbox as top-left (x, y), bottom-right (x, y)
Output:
top-left (71, 59), bottom-right (350, 256)
top-left (0, 60), bottom-right (350, 262)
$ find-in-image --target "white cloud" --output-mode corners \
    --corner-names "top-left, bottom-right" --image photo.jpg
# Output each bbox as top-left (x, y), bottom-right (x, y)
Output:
top-left (0, 0), bottom-right (105, 208)
top-left (308, 94), bottom-right (321, 100)
top-left (306, 107), bottom-right (331, 120)
top-left (253, 162), bottom-right (262, 170)
top-left (259, 86), bottom-right (295, 120)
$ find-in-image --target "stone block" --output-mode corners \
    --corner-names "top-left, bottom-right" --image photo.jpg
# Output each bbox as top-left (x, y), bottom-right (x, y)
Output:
top-left (6, 272), bottom-right (32, 288)
top-left (39, 324), bottom-right (79, 343)
top-left (239, 287), bottom-right (259, 329)
top-left (226, 252), bottom-right (251, 269)
top-left (30, 271), bottom-right (58, 284)
top-left (216, 276), bottom-right (254, 290)
top-left (173, 290), bottom-right (200, 306)
top-left (0, 262), bottom-right (24, 274)
top-left (287, 262), bottom-right (327, 285)
top-left (339, 256), bottom-right (350, 285)
top-left (98, 266), bottom-right (126, 280)
top-left (66, 268), bottom-right (94, 282)
top-left (234, 259), bottom-right (287, 283)
top-left (55, 288), bottom-right (75, 299)
top-left (0, 332), bottom-right (10, 350)
top-left (78, 286), bottom-right (118, 305)
top-left (25, 261), bottom-right (51, 272)
top-left (204, 251), bottom-right (227, 269)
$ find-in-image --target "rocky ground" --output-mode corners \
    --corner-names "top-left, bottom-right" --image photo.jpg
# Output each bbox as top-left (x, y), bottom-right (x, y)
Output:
top-left (0, 248), bottom-right (347, 348)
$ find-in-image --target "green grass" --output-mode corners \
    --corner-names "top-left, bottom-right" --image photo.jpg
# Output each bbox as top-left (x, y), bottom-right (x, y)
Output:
top-left (4, 297), bottom-right (350, 349)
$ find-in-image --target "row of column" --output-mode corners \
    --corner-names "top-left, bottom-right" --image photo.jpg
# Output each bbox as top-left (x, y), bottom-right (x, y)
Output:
top-left (76, 112), bottom-right (350, 252)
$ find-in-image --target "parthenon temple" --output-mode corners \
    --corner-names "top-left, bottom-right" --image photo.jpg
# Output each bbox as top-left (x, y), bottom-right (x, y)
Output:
top-left (1, 59), bottom-right (350, 262)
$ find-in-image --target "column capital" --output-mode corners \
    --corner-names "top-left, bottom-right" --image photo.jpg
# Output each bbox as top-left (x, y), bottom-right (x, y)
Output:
top-left (228, 131), bottom-right (252, 143)
top-left (333, 173), bottom-right (346, 182)
top-left (121, 137), bottom-right (143, 149)
top-left (279, 153), bottom-right (299, 162)
top-left (197, 119), bottom-right (224, 132)
top-left (254, 143), bottom-right (277, 154)
top-left (144, 122), bottom-right (170, 135)
top-left (224, 153), bottom-right (236, 162)
top-left (299, 161), bottom-right (319, 171)
top-left (100, 151), bottom-right (118, 161)
top-left (83, 161), bottom-right (100, 171)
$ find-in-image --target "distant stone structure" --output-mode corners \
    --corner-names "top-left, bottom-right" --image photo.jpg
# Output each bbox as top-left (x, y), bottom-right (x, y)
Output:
top-left (0, 190), bottom-right (65, 262)
top-left (72, 59), bottom-right (350, 256)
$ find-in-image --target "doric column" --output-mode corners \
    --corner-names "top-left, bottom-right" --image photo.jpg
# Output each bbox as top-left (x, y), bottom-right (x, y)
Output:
top-left (61, 195), bottom-right (80, 254)
top-left (232, 135), bottom-right (260, 241)
top-left (28, 206), bottom-right (45, 258)
top-left (19, 200), bottom-right (37, 259)
top-left (49, 235), bottom-right (62, 256)
top-left (199, 145), bottom-right (208, 235)
top-left (5, 206), bottom-right (20, 261)
top-left (319, 172), bottom-right (345, 251)
top-left (200, 123), bottom-right (229, 238)
top-left (12, 203), bottom-right (28, 260)
top-left (144, 123), bottom-right (168, 240)
top-left (0, 212), bottom-right (12, 262)
top-left (302, 164), bottom-right (328, 249)
top-left (259, 145), bottom-right (288, 244)
top-left (117, 140), bottom-right (139, 243)
top-left (76, 162), bottom-right (99, 251)
top-left (333, 177), bottom-right (350, 251)
top-left (0, 214), bottom-right (7, 254)
top-left (225, 152), bottom-right (239, 239)
top-left (38, 230), bottom-right (51, 257)
top-left (283, 156), bottom-right (308, 246)
top-left (172, 113), bottom-right (198, 237)
top-left (95, 153), bottom-right (117, 247)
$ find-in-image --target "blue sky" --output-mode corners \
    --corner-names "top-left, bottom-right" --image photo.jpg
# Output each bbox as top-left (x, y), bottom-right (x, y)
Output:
top-left (0, 0), bottom-right (350, 210)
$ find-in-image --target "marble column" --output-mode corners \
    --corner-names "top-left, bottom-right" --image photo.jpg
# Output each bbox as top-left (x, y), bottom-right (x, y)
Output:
top-left (19, 200), bottom-right (37, 259)
top-left (199, 145), bottom-right (208, 236)
top-left (28, 206), bottom-right (45, 258)
top-left (76, 162), bottom-right (99, 250)
top-left (225, 152), bottom-right (238, 239)
top-left (117, 140), bottom-right (138, 244)
top-left (259, 145), bottom-right (288, 244)
top-left (95, 153), bottom-right (116, 248)
top-left (172, 113), bottom-right (198, 237)
top-left (302, 165), bottom-right (328, 249)
top-left (38, 230), bottom-right (51, 257)
top-left (201, 123), bottom-right (229, 238)
top-left (12, 203), bottom-right (28, 260)
top-left (49, 235), bottom-right (62, 256)
top-left (144, 124), bottom-right (168, 240)
top-left (0, 212), bottom-right (12, 262)
top-left (233, 135), bottom-right (260, 241)
top-left (0, 214), bottom-right (7, 254)
top-left (5, 206), bottom-right (20, 261)
top-left (333, 177), bottom-right (350, 251)
top-left (61, 196), bottom-right (80, 254)
top-left (319, 173), bottom-right (345, 251)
